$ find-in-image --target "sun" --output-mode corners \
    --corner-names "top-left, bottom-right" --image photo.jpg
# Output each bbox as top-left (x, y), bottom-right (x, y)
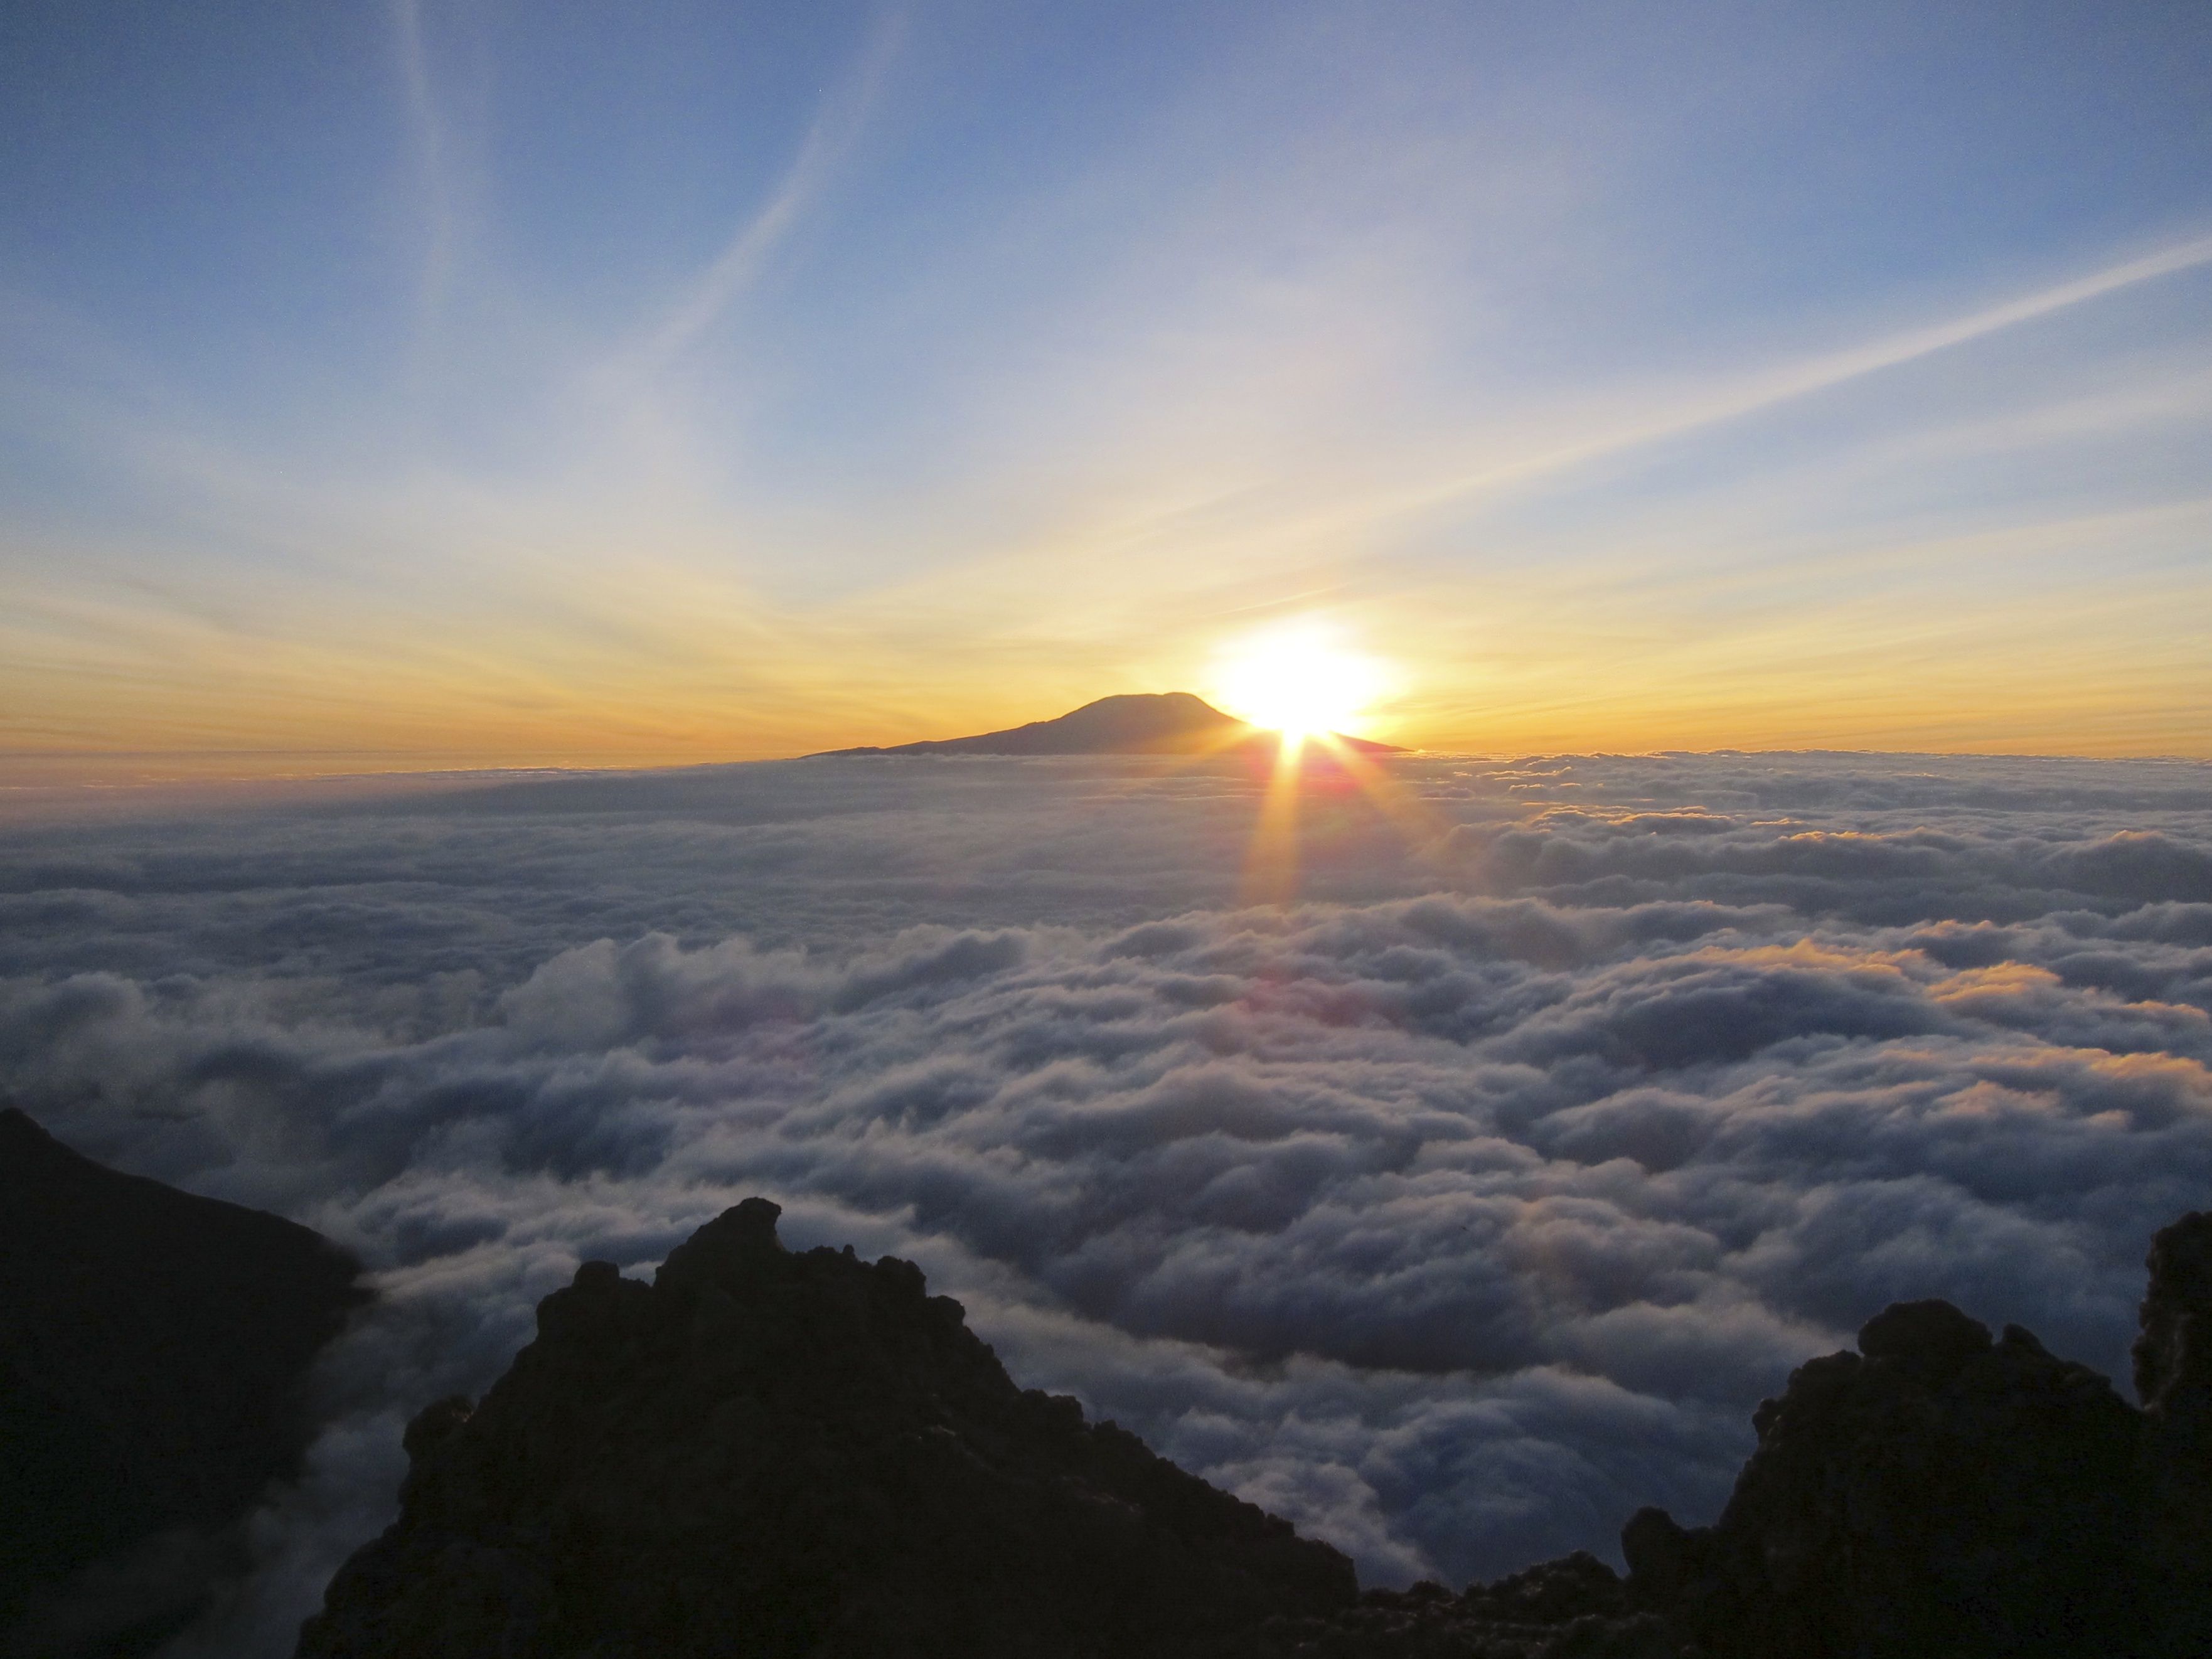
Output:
top-left (1212, 622), bottom-right (1384, 741)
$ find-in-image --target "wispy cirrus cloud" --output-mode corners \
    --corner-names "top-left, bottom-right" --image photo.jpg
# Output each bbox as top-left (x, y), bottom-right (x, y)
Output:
top-left (629, 11), bottom-right (907, 374)
top-left (4, 6), bottom-right (2208, 766)
top-left (1374, 232), bottom-right (2212, 520)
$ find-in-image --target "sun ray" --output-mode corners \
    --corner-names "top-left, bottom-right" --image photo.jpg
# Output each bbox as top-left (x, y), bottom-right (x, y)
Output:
top-left (1208, 617), bottom-right (1430, 905)
top-left (1307, 730), bottom-right (1445, 843)
top-left (1234, 732), bottom-right (1444, 907)
top-left (1237, 730), bottom-right (1307, 904)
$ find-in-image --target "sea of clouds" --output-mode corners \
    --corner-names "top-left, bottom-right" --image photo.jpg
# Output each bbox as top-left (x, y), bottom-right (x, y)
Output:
top-left (5, 749), bottom-right (2211, 1654)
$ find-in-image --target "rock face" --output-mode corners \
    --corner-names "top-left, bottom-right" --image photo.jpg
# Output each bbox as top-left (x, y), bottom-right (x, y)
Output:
top-left (1618, 1300), bottom-right (2149, 1658)
top-left (813, 692), bottom-right (1403, 757)
top-left (1595, 1217), bottom-right (2212, 1659)
top-left (297, 1198), bottom-right (1355, 1658)
top-left (299, 1199), bottom-right (2212, 1659)
top-left (2135, 1210), bottom-right (2212, 1635)
top-left (0, 1106), bottom-right (370, 1657)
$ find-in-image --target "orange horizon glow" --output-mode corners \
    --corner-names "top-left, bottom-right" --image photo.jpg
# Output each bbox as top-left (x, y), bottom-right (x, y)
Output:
top-left (12, 693), bottom-right (2212, 790)
top-left (9, 590), bottom-right (2212, 787)
top-left (16, 560), bottom-right (2212, 787)
top-left (6, 11), bottom-right (2209, 791)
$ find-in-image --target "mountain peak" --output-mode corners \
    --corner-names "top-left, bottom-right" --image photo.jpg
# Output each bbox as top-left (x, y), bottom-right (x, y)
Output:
top-left (813, 692), bottom-right (1401, 757)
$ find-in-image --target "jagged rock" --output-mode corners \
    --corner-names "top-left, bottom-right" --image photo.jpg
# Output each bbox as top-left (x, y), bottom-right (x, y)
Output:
top-left (296, 1198), bottom-right (1355, 1658)
top-left (1237, 1555), bottom-right (1684, 1658)
top-left (1190, 1244), bottom-right (2212, 1658)
top-left (2137, 1210), bottom-right (2212, 1412)
top-left (1620, 1299), bottom-right (2154, 1657)
top-left (0, 1105), bottom-right (370, 1657)
top-left (299, 1198), bottom-right (2212, 1659)
top-left (2137, 1210), bottom-right (2212, 1632)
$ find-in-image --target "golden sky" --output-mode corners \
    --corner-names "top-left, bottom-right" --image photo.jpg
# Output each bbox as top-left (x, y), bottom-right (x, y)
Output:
top-left (4, 6), bottom-right (2209, 777)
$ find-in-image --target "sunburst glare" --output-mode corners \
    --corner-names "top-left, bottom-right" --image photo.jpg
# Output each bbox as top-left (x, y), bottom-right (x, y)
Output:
top-left (1211, 622), bottom-right (1386, 741)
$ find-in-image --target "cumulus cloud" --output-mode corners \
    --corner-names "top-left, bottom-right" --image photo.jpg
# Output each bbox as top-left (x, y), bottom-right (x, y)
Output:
top-left (3, 750), bottom-right (2211, 1651)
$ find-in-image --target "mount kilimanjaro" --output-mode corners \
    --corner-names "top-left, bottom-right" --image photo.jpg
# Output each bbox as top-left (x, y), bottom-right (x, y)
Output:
top-left (812, 692), bottom-right (1403, 757)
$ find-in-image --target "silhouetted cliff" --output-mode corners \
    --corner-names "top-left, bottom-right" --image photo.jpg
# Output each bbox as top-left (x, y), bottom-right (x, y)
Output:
top-left (297, 1198), bottom-right (1352, 1658)
top-left (299, 1201), bottom-right (2212, 1658)
top-left (0, 1106), bottom-right (370, 1657)
top-left (1256, 1212), bottom-right (2212, 1659)
top-left (1616, 1299), bottom-right (2148, 1656)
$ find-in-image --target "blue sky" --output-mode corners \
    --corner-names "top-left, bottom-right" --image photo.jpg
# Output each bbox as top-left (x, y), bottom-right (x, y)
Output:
top-left (4, 1), bottom-right (2209, 768)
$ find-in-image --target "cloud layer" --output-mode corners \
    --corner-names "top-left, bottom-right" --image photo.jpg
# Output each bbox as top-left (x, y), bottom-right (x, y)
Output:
top-left (4, 750), bottom-right (2211, 1651)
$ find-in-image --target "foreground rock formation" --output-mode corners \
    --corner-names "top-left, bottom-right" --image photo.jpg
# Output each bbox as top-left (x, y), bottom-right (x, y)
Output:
top-left (1616, 1299), bottom-right (2154, 1657)
top-left (1258, 1212), bottom-right (2212, 1659)
top-left (300, 1201), bottom-right (2212, 1658)
top-left (299, 1198), bottom-right (1352, 1658)
top-left (0, 1106), bottom-right (370, 1658)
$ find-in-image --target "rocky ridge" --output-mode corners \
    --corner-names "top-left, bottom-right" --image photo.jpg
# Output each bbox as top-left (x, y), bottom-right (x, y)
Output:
top-left (298, 1198), bottom-right (1351, 1658)
top-left (299, 1202), bottom-right (2212, 1658)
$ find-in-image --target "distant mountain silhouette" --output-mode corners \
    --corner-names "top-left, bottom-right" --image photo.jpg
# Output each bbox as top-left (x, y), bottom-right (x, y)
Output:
top-left (814, 692), bottom-right (1404, 757)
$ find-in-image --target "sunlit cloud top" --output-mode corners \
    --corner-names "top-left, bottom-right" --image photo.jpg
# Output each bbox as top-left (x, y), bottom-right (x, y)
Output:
top-left (3, 0), bottom-right (2209, 775)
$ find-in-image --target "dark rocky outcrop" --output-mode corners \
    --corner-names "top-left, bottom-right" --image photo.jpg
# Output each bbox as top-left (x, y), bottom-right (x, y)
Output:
top-left (299, 1200), bottom-right (2212, 1659)
top-left (1249, 1218), bottom-right (2212, 1659)
top-left (813, 692), bottom-right (1403, 757)
top-left (1616, 1300), bottom-right (2149, 1657)
top-left (1235, 1554), bottom-right (1677, 1658)
top-left (297, 1198), bottom-right (1354, 1658)
top-left (1593, 1215), bottom-right (2212, 1659)
top-left (2134, 1210), bottom-right (2212, 1637)
top-left (0, 1106), bottom-right (370, 1657)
